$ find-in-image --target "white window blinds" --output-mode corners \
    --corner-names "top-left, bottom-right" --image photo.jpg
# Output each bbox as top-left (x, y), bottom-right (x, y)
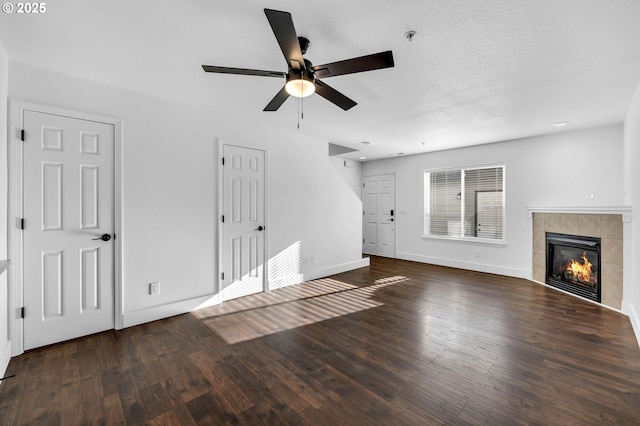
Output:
top-left (424, 165), bottom-right (505, 241)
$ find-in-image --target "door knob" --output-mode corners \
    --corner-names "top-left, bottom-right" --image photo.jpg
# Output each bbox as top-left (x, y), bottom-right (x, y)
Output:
top-left (255, 226), bottom-right (264, 231)
top-left (92, 234), bottom-right (112, 242)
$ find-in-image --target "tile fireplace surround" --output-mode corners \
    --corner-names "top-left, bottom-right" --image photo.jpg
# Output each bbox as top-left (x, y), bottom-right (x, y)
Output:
top-left (529, 207), bottom-right (632, 311)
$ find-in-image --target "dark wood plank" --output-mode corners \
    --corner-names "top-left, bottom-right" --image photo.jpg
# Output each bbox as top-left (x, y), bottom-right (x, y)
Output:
top-left (1, 256), bottom-right (640, 424)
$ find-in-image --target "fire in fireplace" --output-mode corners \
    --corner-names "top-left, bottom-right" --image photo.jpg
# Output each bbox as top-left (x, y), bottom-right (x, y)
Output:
top-left (546, 232), bottom-right (601, 302)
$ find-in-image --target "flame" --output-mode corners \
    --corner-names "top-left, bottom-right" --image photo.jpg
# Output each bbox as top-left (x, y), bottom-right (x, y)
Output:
top-left (566, 251), bottom-right (593, 283)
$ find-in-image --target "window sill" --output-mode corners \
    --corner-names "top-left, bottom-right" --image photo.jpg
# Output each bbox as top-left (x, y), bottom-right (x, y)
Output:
top-left (422, 235), bottom-right (507, 247)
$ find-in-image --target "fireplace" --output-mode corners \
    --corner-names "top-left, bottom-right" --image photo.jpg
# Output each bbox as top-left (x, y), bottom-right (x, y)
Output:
top-left (546, 232), bottom-right (601, 303)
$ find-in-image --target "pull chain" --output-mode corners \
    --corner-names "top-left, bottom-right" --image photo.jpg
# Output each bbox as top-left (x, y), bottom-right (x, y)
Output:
top-left (296, 95), bottom-right (300, 130)
top-left (296, 77), bottom-right (305, 129)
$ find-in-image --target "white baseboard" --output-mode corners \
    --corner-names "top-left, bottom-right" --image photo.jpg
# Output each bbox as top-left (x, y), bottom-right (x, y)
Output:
top-left (396, 251), bottom-right (529, 279)
top-left (303, 258), bottom-right (370, 281)
top-left (622, 300), bottom-right (640, 349)
top-left (122, 258), bottom-right (370, 328)
top-left (269, 257), bottom-right (371, 290)
top-left (122, 293), bottom-right (222, 328)
top-left (0, 339), bottom-right (11, 384)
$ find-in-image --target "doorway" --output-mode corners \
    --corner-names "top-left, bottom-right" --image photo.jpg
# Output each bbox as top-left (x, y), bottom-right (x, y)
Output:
top-left (220, 144), bottom-right (266, 301)
top-left (11, 103), bottom-right (122, 353)
top-left (362, 174), bottom-right (396, 257)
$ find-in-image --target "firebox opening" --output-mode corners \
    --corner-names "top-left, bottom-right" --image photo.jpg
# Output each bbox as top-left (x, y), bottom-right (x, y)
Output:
top-left (546, 232), bottom-right (601, 303)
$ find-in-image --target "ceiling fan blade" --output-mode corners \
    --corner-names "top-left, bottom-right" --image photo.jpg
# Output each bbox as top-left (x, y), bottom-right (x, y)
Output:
top-left (311, 51), bottom-right (394, 78)
top-left (264, 9), bottom-right (305, 70)
top-left (315, 80), bottom-right (357, 110)
top-left (202, 65), bottom-right (286, 78)
top-left (263, 86), bottom-right (290, 111)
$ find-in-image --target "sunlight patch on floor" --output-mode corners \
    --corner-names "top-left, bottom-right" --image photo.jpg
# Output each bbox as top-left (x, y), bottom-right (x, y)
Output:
top-left (375, 275), bottom-right (410, 285)
top-left (195, 276), bottom-right (409, 344)
top-left (268, 241), bottom-right (303, 290)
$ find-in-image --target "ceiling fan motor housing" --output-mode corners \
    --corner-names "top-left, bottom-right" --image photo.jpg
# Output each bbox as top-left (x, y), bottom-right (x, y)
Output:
top-left (286, 68), bottom-right (315, 83)
top-left (298, 36), bottom-right (310, 55)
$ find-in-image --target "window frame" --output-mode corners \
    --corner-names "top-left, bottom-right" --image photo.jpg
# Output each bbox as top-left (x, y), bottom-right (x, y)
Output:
top-left (423, 163), bottom-right (506, 245)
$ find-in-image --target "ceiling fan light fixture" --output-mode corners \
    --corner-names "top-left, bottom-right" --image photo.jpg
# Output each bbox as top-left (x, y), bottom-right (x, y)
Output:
top-left (285, 70), bottom-right (315, 97)
top-left (202, 9), bottom-right (394, 111)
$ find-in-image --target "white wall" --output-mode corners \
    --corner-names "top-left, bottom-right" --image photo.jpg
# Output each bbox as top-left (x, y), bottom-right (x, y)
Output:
top-left (268, 142), bottom-right (365, 288)
top-left (624, 80), bottom-right (640, 344)
top-left (0, 41), bottom-right (9, 380)
top-left (6, 62), bottom-right (365, 335)
top-left (330, 157), bottom-right (363, 199)
top-left (363, 125), bottom-right (625, 277)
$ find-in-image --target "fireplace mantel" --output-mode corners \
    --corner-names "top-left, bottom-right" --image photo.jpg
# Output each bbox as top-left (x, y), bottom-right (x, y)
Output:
top-left (527, 207), bottom-right (632, 312)
top-left (527, 206), bottom-right (632, 220)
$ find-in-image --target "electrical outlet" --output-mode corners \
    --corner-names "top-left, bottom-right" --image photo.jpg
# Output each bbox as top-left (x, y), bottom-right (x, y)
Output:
top-left (149, 282), bottom-right (160, 295)
top-left (474, 249), bottom-right (480, 258)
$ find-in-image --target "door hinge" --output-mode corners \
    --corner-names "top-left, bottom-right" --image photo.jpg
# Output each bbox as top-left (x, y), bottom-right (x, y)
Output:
top-left (16, 218), bottom-right (24, 230)
top-left (362, 182), bottom-right (365, 188)
top-left (221, 272), bottom-right (224, 280)
top-left (363, 211), bottom-right (365, 216)
top-left (222, 157), bottom-right (225, 166)
top-left (20, 129), bottom-right (25, 141)
top-left (221, 215), bottom-right (225, 223)
top-left (20, 307), bottom-right (25, 318)
top-left (363, 238), bottom-right (365, 243)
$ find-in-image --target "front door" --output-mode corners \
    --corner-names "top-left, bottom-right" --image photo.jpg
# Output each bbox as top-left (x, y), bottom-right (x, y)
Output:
top-left (221, 145), bottom-right (266, 300)
top-left (363, 174), bottom-right (395, 257)
top-left (22, 110), bottom-right (115, 350)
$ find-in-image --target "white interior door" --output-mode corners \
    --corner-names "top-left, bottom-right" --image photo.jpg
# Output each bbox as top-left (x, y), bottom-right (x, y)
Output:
top-left (363, 174), bottom-right (395, 257)
top-left (222, 145), bottom-right (266, 301)
top-left (22, 110), bottom-right (115, 350)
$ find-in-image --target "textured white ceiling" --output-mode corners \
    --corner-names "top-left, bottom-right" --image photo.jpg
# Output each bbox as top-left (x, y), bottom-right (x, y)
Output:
top-left (2, 0), bottom-right (640, 160)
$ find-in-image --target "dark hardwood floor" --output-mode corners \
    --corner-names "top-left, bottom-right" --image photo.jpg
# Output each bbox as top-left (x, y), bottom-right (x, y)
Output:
top-left (2, 256), bottom-right (640, 425)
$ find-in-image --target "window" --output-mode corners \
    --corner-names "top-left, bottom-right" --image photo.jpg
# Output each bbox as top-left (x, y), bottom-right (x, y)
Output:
top-left (424, 164), bottom-right (505, 242)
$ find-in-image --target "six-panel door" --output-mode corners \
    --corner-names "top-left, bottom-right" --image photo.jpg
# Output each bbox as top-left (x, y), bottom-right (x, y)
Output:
top-left (23, 110), bottom-right (115, 350)
top-left (222, 145), bottom-right (266, 300)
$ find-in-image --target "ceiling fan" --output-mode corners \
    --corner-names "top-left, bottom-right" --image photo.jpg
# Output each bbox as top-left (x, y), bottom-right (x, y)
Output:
top-left (202, 8), bottom-right (395, 111)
